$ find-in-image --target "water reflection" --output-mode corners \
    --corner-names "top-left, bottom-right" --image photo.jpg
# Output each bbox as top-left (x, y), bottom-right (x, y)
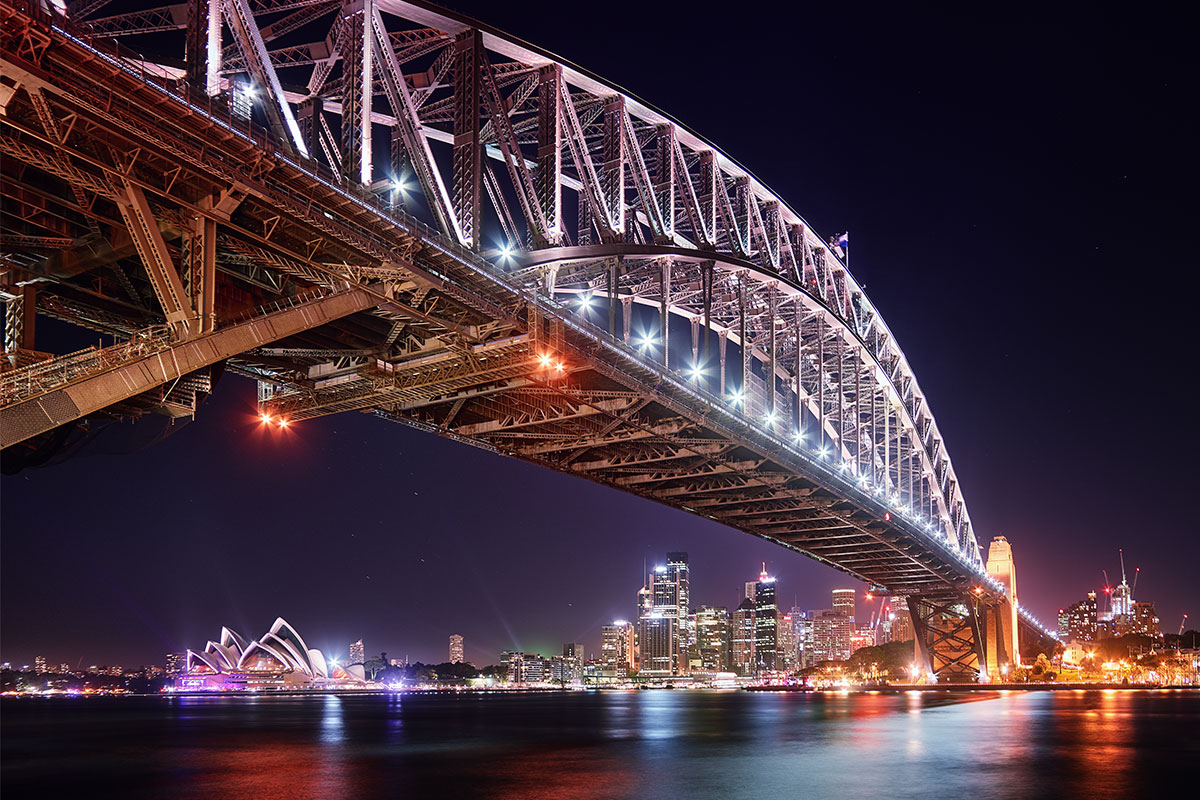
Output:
top-left (2, 690), bottom-right (1195, 799)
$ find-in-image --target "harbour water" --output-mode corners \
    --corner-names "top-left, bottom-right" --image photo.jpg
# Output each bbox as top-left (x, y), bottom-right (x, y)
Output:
top-left (2, 689), bottom-right (1196, 799)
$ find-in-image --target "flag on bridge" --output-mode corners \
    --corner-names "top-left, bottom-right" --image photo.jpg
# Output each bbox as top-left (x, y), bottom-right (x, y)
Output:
top-left (835, 232), bottom-right (849, 249)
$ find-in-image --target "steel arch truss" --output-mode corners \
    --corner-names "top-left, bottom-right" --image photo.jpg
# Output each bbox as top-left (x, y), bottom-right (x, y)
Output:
top-left (0, 0), bottom-right (1052, 656)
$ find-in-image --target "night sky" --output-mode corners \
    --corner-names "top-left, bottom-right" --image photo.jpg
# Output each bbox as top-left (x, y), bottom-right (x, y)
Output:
top-left (2, 1), bottom-right (1197, 668)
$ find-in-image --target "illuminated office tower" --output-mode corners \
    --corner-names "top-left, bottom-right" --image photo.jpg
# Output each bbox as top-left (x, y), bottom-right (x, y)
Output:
top-left (34, 655), bottom-right (46, 674)
top-left (636, 614), bottom-right (676, 676)
top-left (165, 652), bottom-right (185, 675)
top-left (562, 643), bottom-right (586, 681)
top-left (645, 553), bottom-right (691, 674)
top-left (812, 610), bottom-right (853, 662)
top-left (731, 598), bottom-right (756, 675)
top-left (601, 621), bottom-right (635, 678)
top-left (695, 606), bottom-right (731, 672)
top-left (791, 609), bottom-right (815, 668)
top-left (889, 600), bottom-right (914, 643)
top-left (1130, 602), bottom-right (1160, 638)
top-left (449, 634), bottom-right (464, 664)
top-left (751, 565), bottom-right (778, 672)
top-left (777, 613), bottom-right (797, 671)
top-left (832, 588), bottom-right (856, 621)
top-left (349, 639), bottom-right (365, 665)
top-left (1057, 593), bottom-right (1098, 641)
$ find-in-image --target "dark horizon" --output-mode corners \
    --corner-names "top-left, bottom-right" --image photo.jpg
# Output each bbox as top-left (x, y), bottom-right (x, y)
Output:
top-left (2, 0), bottom-right (1197, 668)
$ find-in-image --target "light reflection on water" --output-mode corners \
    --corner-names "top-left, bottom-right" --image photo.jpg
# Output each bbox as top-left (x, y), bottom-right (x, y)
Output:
top-left (2, 690), bottom-right (1196, 799)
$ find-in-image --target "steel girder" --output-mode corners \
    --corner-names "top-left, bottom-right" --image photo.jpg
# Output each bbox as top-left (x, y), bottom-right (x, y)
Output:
top-left (0, 1), bottom-right (1059, 643)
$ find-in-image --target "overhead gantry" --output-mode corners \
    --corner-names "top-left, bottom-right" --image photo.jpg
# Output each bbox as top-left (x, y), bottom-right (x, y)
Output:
top-left (0, 0), bottom-right (1056, 679)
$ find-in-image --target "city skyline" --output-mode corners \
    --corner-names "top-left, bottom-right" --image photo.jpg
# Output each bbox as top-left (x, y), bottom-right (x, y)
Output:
top-left (3, 540), bottom-right (1183, 669)
top-left (2, 0), bottom-right (1197, 670)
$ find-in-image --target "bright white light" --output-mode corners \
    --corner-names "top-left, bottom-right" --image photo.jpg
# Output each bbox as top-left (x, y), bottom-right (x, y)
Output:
top-left (392, 177), bottom-right (411, 193)
top-left (578, 294), bottom-right (595, 311)
top-left (730, 390), bottom-right (745, 406)
top-left (764, 411), bottom-right (776, 425)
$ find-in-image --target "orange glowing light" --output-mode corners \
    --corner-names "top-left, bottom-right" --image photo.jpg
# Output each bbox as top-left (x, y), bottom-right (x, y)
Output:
top-left (278, 419), bottom-right (289, 428)
top-left (538, 353), bottom-right (552, 368)
top-left (259, 413), bottom-right (272, 424)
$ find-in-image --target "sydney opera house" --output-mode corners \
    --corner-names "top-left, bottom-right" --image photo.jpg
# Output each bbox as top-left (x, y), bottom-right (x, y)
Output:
top-left (177, 618), bottom-right (367, 691)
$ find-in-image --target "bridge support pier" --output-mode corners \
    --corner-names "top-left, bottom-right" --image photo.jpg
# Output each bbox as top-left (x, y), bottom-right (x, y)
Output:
top-left (982, 597), bottom-right (1018, 680)
top-left (908, 595), bottom-right (988, 683)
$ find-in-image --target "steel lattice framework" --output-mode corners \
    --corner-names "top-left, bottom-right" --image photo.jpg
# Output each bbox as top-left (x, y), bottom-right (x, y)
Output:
top-left (0, 0), bottom-right (1054, 680)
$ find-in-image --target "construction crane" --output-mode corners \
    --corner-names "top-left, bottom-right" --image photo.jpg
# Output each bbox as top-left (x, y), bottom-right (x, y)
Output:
top-left (1180, 614), bottom-right (1190, 636)
top-left (1132, 567), bottom-right (1140, 596)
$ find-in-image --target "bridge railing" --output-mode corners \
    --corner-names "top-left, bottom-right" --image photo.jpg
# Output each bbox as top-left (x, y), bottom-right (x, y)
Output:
top-left (0, 326), bottom-right (172, 406)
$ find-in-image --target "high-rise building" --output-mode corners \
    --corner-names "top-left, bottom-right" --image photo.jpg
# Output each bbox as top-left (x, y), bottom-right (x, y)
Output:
top-left (449, 634), bottom-right (464, 664)
top-left (751, 566), bottom-right (778, 672)
top-left (642, 554), bottom-right (690, 675)
top-left (986, 536), bottom-right (1020, 664)
top-left (637, 614), bottom-right (676, 676)
top-left (58, 663), bottom-right (72, 675)
top-left (744, 581), bottom-right (758, 602)
top-left (812, 610), bottom-right (853, 662)
top-left (889, 601), bottom-right (914, 643)
top-left (1130, 601), bottom-right (1160, 638)
top-left (832, 588), bottom-right (856, 621)
top-left (667, 552), bottom-right (691, 669)
top-left (791, 608), bottom-right (815, 668)
top-left (601, 621), bottom-right (635, 678)
top-left (777, 613), bottom-right (798, 671)
top-left (165, 652), bottom-right (184, 675)
top-left (34, 655), bottom-right (46, 674)
top-left (504, 652), bottom-right (548, 684)
top-left (695, 606), bottom-right (731, 672)
top-left (1058, 593), bottom-right (1098, 641)
top-left (731, 598), bottom-right (756, 675)
top-left (562, 643), bottom-right (586, 681)
top-left (349, 639), bottom-right (365, 665)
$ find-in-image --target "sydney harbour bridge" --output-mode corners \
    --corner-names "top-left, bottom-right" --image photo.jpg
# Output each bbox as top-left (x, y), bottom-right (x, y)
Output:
top-left (0, 0), bottom-right (1055, 680)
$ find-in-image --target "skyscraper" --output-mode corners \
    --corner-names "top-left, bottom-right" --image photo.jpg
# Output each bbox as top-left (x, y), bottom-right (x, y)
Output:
top-left (165, 652), bottom-right (184, 675)
top-left (812, 610), bottom-right (853, 662)
top-left (889, 600), bottom-right (914, 643)
top-left (349, 639), bottom-right (365, 665)
top-left (449, 634), bottom-right (464, 664)
top-left (641, 553), bottom-right (690, 675)
top-left (832, 588), bottom-right (856, 621)
top-left (601, 621), bottom-right (635, 678)
top-left (636, 614), bottom-right (675, 676)
top-left (34, 655), bottom-right (46, 674)
top-left (695, 606), bottom-right (731, 672)
top-left (731, 598), bottom-right (756, 675)
top-left (777, 613), bottom-right (797, 671)
top-left (562, 642), bottom-right (586, 681)
top-left (751, 565), bottom-right (778, 672)
top-left (667, 552), bottom-right (691, 669)
top-left (792, 610), bottom-right (815, 668)
top-left (1058, 593), bottom-right (1098, 641)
